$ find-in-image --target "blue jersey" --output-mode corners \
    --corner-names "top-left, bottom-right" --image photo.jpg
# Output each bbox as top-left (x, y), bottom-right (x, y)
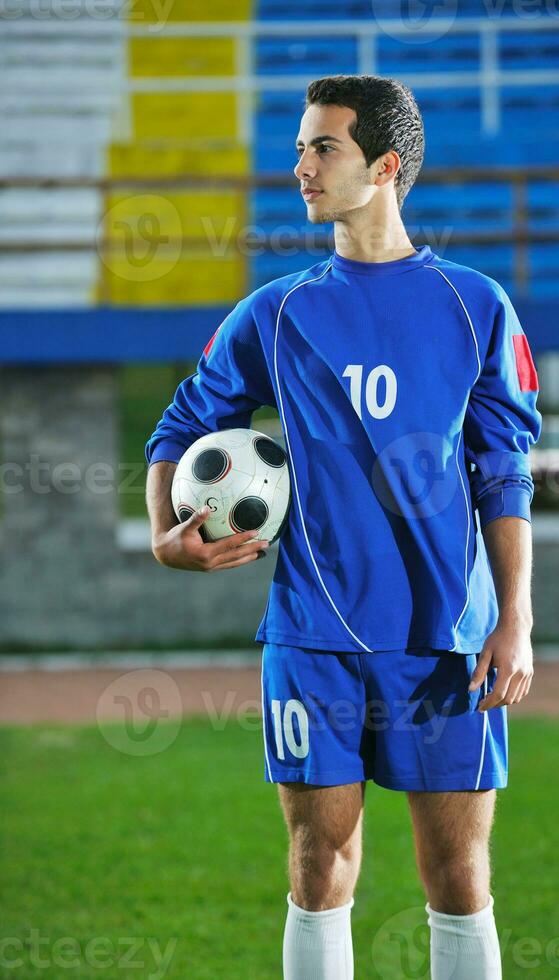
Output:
top-left (145, 245), bottom-right (542, 655)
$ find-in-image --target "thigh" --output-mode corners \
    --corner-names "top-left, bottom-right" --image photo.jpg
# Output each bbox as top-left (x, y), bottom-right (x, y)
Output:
top-left (278, 781), bottom-right (366, 852)
top-left (407, 788), bottom-right (496, 860)
top-left (261, 642), bottom-right (375, 786)
top-left (361, 649), bottom-right (508, 792)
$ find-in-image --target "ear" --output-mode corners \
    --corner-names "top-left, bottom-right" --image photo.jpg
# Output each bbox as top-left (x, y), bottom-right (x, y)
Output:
top-left (374, 150), bottom-right (401, 186)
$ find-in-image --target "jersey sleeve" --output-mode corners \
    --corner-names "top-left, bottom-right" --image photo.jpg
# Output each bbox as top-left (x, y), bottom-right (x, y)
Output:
top-left (463, 286), bottom-right (542, 529)
top-left (145, 297), bottom-right (275, 467)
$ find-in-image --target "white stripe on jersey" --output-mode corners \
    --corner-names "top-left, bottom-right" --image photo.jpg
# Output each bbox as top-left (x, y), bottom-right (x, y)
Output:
top-left (261, 647), bottom-right (274, 781)
top-left (273, 265), bottom-right (374, 654)
top-left (424, 265), bottom-right (482, 379)
top-left (474, 675), bottom-right (489, 790)
top-left (424, 265), bottom-right (483, 649)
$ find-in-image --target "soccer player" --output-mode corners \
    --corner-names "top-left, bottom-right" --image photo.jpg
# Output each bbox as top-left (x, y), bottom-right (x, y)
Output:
top-left (145, 75), bottom-right (542, 979)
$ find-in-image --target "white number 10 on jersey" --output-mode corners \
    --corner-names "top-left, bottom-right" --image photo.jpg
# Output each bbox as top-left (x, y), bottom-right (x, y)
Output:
top-left (343, 364), bottom-right (397, 420)
top-left (271, 699), bottom-right (310, 760)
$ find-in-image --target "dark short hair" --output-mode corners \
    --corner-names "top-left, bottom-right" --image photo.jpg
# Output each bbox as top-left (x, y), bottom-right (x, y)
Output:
top-left (305, 74), bottom-right (424, 210)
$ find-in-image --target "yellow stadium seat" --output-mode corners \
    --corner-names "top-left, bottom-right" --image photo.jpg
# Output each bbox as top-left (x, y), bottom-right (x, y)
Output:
top-left (132, 92), bottom-right (238, 141)
top-left (96, 254), bottom-right (245, 305)
top-left (95, 189), bottom-right (246, 304)
top-left (130, 37), bottom-right (235, 77)
top-left (103, 189), bottom-right (245, 237)
top-left (108, 143), bottom-right (249, 178)
top-left (128, 0), bottom-right (252, 23)
top-left (102, 6), bottom-right (252, 307)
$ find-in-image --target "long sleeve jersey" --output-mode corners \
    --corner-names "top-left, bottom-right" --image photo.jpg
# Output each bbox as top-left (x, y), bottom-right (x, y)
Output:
top-left (145, 245), bottom-right (542, 655)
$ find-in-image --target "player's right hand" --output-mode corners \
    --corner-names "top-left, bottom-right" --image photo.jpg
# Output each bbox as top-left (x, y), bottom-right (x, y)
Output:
top-left (152, 505), bottom-right (270, 572)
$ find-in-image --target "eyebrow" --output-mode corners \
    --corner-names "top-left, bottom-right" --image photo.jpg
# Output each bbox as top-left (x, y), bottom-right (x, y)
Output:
top-left (295, 135), bottom-right (344, 147)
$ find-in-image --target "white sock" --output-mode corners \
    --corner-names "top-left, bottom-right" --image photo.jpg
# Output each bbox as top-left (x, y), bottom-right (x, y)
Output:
top-left (282, 891), bottom-right (354, 980)
top-left (426, 894), bottom-right (502, 979)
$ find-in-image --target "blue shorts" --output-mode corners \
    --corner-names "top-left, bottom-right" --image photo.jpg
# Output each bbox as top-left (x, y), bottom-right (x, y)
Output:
top-left (261, 643), bottom-right (508, 791)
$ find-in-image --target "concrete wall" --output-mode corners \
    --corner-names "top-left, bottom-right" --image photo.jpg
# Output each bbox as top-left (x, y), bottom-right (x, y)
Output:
top-left (1, 366), bottom-right (557, 651)
top-left (0, 366), bottom-right (275, 650)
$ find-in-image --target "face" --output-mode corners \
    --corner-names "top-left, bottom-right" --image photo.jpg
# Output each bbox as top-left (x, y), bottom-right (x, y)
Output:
top-left (294, 104), bottom-right (376, 223)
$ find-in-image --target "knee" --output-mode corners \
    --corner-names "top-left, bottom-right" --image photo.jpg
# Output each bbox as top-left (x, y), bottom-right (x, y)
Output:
top-left (289, 834), bottom-right (360, 911)
top-left (419, 852), bottom-right (490, 915)
top-left (292, 831), bottom-right (361, 879)
top-left (292, 820), bottom-right (361, 864)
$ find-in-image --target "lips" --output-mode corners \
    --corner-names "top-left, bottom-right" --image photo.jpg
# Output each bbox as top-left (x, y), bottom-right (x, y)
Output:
top-left (302, 188), bottom-right (323, 201)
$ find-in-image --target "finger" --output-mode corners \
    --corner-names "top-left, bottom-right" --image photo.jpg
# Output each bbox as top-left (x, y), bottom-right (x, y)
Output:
top-left (208, 539), bottom-right (269, 562)
top-left (511, 674), bottom-right (531, 704)
top-left (478, 677), bottom-right (512, 712)
top-left (205, 528), bottom-right (260, 551)
top-left (509, 678), bottom-right (526, 705)
top-left (211, 551), bottom-right (267, 571)
top-left (505, 674), bottom-right (526, 705)
top-left (206, 534), bottom-right (268, 559)
top-left (468, 651), bottom-right (493, 692)
top-left (223, 531), bottom-right (266, 551)
top-left (182, 507), bottom-right (261, 545)
top-left (183, 505), bottom-right (212, 529)
top-left (211, 541), bottom-right (268, 565)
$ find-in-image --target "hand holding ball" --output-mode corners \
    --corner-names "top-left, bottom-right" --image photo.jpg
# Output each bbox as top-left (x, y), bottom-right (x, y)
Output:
top-left (171, 428), bottom-right (291, 544)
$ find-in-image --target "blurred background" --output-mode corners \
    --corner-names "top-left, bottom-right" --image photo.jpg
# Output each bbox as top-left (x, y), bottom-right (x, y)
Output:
top-left (1, 5), bottom-right (559, 979)
top-left (1, 0), bottom-right (558, 653)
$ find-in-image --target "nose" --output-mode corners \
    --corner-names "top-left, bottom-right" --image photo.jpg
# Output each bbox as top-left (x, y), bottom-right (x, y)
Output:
top-left (294, 148), bottom-right (317, 182)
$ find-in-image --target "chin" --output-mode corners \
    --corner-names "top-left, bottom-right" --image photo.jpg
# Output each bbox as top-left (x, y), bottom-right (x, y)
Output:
top-left (306, 206), bottom-right (333, 225)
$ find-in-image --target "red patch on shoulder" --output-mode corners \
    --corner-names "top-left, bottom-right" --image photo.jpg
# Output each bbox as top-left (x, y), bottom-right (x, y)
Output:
top-left (203, 326), bottom-right (221, 358)
top-left (512, 334), bottom-right (539, 392)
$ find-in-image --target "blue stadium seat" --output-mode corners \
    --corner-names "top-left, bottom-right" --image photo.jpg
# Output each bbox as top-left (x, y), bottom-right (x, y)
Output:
top-left (251, 248), bottom-right (331, 291)
top-left (405, 182), bottom-right (513, 233)
top-left (354, 0), bottom-right (535, 14)
top-left (499, 30), bottom-right (559, 70)
top-left (501, 87), bottom-right (559, 132)
top-left (436, 244), bottom-right (515, 294)
top-left (527, 182), bottom-right (559, 232)
top-left (251, 7), bottom-right (559, 296)
top-left (529, 244), bottom-right (559, 298)
top-left (255, 0), bottom-right (534, 16)
top-left (256, 37), bottom-right (358, 75)
top-left (416, 89), bottom-right (481, 137)
top-left (377, 33), bottom-right (480, 75)
top-left (257, 0), bottom-right (371, 19)
top-left (250, 187), bottom-right (312, 234)
top-left (255, 93), bottom-right (303, 171)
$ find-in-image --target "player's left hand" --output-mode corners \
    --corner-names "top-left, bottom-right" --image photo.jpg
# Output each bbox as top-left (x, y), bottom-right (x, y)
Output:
top-left (468, 619), bottom-right (534, 711)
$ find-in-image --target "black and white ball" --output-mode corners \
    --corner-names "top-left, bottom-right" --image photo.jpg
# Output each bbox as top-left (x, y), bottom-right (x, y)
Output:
top-left (171, 428), bottom-right (291, 543)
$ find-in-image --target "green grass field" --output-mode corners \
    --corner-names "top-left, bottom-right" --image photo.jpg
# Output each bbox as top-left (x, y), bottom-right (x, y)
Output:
top-left (2, 717), bottom-right (557, 979)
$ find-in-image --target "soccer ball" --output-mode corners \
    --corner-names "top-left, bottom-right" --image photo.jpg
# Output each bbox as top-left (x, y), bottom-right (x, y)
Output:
top-left (171, 428), bottom-right (291, 543)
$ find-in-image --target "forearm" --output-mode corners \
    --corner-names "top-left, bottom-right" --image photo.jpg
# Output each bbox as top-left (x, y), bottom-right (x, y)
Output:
top-left (146, 460), bottom-right (179, 544)
top-left (481, 515), bottom-right (534, 629)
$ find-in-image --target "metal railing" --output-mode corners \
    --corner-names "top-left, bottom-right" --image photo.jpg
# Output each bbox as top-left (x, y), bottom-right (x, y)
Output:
top-left (0, 166), bottom-right (558, 299)
top-left (4, 15), bottom-right (559, 143)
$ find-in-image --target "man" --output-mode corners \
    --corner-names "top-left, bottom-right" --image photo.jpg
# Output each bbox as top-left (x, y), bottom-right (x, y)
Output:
top-left (145, 75), bottom-right (542, 979)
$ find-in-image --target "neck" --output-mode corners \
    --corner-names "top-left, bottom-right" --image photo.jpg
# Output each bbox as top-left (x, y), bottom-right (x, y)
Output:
top-left (333, 197), bottom-right (415, 264)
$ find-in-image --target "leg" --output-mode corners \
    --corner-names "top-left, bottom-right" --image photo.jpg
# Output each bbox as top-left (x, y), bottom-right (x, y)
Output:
top-left (261, 644), bottom-right (370, 978)
top-left (279, 780), bottom-right (365, 980)
top-left (278, 780), bottom-right (365, 910)
top-left (407, 788), bottom-right (496, 914)
top-left (408, 789), bottom-right (502, 979)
